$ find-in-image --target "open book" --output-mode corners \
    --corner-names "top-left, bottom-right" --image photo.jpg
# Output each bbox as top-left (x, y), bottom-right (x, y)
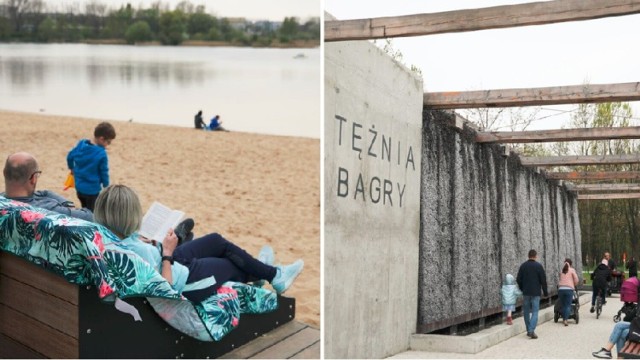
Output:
top-left (139, 201), bottom-right (185, 243)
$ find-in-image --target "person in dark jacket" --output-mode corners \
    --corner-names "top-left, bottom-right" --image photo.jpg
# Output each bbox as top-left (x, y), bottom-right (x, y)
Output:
top-left (606, 252), bottom-right (617, 272)
top-left (516, 249), bottom-right (548, 339)
top-left (628, 257), bottom-right (638, 278)
top-left (591, 259), bottom-right (612, 313)
top-left (194, 110), bottom-right (205, 129)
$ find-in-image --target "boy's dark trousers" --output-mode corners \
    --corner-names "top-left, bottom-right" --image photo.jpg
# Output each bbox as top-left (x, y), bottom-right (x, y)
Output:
top-left (76, 192), bottom-right (98, 211)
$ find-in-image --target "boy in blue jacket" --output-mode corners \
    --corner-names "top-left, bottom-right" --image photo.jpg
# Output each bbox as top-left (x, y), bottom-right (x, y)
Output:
top-left (67, 122), bottom-right (116, 211)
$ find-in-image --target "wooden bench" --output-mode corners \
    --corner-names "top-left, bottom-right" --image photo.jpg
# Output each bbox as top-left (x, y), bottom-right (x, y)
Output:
top-left (0, 251), bottom-right (296, 358)
top-left (620, 340), bottom-right (640, 359)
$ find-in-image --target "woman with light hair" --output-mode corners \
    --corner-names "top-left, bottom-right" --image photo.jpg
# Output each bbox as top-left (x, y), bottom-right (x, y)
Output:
top-left (93, 184), bottom-right (303, 303)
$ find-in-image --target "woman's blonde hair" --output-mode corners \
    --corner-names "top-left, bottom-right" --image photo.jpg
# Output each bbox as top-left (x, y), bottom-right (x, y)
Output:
top-left (94, 184), bottom-right (142, 238)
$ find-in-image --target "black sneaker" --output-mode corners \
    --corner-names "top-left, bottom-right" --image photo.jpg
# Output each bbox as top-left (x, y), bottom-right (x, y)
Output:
top-left (590, 306), bottom-right (595, 313)
top-left (530, 332), bottom-right (538, 339)
top-left (175, 218), bottom-right (195, 245)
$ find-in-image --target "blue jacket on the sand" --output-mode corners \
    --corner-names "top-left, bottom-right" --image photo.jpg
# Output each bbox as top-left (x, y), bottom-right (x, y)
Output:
top-left (67, 139), bottom-right (109, 195)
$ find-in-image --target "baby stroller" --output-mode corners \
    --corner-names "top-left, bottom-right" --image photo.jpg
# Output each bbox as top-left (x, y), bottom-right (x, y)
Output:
top-left (614, 277), bottom-right (640, 322)
top-left (554, 289), bottom-right (580, 324)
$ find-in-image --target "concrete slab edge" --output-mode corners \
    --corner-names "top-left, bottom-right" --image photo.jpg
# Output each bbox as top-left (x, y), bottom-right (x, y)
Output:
top-left (409, 293), bottom-right (591, 354)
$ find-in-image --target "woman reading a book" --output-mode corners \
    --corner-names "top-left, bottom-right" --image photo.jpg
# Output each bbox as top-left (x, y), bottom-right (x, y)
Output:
top-left (93, 184), bottom-right (304, 303)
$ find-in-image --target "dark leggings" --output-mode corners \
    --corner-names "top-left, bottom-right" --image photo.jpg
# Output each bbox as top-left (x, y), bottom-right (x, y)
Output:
top-left (592, 285), bottom-right (607, 306)
top-left (76, 192), bottom-right (98, 211)
top-left (173, 232), bottom-right (277, 303)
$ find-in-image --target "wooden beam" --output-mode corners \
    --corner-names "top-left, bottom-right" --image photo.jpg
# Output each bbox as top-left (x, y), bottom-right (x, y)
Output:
top-left (424, 82), bottom-right (640, 109)
top-left (325, 0), bottom-right (640, 42)
top-left (575, 184), bottom-right (640, 192)
top-left (546, 171), bottom-right (640, 181)
top-left (578, 193), bottom-right (640, 200)
top-left (520, 154), bottom-right (640, 167)
top-left (477, 126), bottom-right (640, 144)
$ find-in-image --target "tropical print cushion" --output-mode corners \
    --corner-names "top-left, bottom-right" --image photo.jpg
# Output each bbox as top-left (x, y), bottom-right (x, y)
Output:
top-left (0, 196), bottom-right (278, 341)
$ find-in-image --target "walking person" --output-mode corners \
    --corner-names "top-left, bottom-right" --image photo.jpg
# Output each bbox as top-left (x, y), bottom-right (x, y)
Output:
top-left (501, 273), bottom-right (522, 325)
top-left (66, 122), bottom-right (116, 211)
top-left (628, 257), bottom-right (637, 278)
top-left (558, 258), bottom-right (579, 326)
top-left (606, 252), bottom-right (617, 272)
top-left (516, 249), bottom-right (548, 339)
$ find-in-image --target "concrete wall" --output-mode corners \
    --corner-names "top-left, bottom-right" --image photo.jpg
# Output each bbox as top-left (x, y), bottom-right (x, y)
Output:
top-left (418, 110), bottom-right (582, 332)
top-left (324, 40), bottom-right (423, 358)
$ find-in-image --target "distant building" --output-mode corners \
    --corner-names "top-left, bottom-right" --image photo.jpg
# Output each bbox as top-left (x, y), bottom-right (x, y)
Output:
top-left (226, 17), bottom-right (248, 31)
top-left (245, 20), bottom-right (282, 36)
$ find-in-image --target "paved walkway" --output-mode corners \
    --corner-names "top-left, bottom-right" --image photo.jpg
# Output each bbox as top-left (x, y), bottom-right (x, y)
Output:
top-left (391, 292), bottom-right (624, 359)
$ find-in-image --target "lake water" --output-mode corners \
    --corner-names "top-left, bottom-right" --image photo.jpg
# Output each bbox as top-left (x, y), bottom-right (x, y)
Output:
top-left (0, 43), bottom-right (320, 138)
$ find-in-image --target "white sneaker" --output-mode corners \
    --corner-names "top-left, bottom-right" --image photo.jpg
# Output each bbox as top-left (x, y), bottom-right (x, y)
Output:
top-left (592, 348), bottom-right (612, 359)
top-left (271, 260), bottom-right (304, 294)
top-left (258, 245), bottom-right (275, 265)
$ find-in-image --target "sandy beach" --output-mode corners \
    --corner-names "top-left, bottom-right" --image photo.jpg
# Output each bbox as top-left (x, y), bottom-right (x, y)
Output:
top-left (0, 110), bottom-right (320, 327)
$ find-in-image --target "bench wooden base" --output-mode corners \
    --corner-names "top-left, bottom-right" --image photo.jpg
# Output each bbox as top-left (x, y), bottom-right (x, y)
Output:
top-left (0, 251), bottom-right (295, 358)
top-left (620, 340), bottom-right (640, 359)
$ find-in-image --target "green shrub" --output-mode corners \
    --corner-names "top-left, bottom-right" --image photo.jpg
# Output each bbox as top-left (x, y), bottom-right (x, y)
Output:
top-left (125, 20), bottom-right (152, 44)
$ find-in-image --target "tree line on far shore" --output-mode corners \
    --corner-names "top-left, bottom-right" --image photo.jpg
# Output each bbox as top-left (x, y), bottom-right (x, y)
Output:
top-left (0, 0), bottom-right (320, 46)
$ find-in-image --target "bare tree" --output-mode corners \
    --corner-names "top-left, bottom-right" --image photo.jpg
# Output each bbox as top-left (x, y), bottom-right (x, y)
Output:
top-left (150, 1), bottom-right (170, 12)
top-left (175, 0), bottom-right (194, 13)
top-left (459, 108), bottom-right (506, 132)
top-left (7, 0), bottom-right (32, 32)
top-left (85, 0), bottom-right (107, 35)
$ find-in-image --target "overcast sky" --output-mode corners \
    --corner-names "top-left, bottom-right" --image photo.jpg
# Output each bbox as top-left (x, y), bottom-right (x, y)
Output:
top-left (325, 0), bottom-right (640, 129)
top-left (69, 0), bottom-right (319, 21)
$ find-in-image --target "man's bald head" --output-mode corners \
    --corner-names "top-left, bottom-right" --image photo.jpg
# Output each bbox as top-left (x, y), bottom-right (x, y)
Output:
top-left (4, 152), bottom-right (40, 197)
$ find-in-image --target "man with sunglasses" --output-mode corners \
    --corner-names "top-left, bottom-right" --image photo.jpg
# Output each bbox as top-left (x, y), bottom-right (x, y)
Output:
top-left (2, 152), bottom-right (93, 221)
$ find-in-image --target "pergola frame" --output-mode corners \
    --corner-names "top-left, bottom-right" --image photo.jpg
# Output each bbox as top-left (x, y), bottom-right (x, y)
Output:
top-left (325, 0), bottom-right (640, 199)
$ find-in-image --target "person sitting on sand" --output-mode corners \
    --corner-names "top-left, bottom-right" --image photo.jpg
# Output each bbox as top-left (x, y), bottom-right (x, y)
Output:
top-left (2, 152), bottom-right (93, 221)
top-left (208, 115), bottom-right (225, 131)
top-left (93, 184), bottom-right (303, 302)
top-left (194, 110), bottom-right (206, 130)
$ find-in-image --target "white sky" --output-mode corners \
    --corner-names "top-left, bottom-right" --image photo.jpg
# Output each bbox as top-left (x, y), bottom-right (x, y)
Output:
top-left (68, 0), bottom-right (320, 21)
top-left (324, 0), bottom-right (640, 130)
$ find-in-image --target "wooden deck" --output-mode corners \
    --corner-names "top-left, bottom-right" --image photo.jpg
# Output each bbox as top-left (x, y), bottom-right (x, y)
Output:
top-left (220, 321), bottom-right (320, 359)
